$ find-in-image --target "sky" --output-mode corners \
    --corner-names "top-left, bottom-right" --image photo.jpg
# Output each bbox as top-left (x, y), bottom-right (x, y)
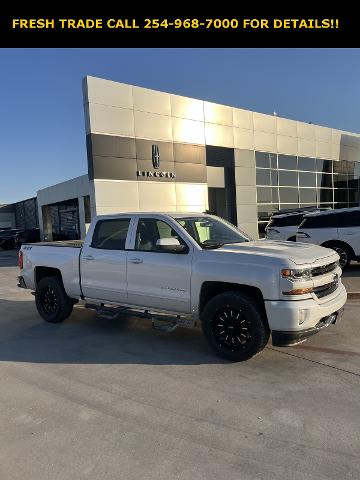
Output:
top-left (1, 48), bottom-right (360, 203)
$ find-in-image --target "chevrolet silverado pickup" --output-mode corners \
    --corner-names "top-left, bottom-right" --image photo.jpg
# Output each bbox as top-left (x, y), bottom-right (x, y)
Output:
top-left (18, 212), bottom-right (347, 361)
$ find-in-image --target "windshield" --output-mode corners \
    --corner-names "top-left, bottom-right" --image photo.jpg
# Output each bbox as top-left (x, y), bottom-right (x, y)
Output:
top-left (176, 216), bottom-right (251, 249)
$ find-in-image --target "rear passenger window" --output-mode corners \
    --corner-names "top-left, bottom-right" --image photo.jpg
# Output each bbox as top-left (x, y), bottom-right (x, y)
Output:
top-left (91, 219), bottom-right (131, 250)
top-left (301, 214), bottom-right (342, 229)
top-left (271, 214), bottom-right (304, 227)
top-left (341, 211), bottom-right (360, 227)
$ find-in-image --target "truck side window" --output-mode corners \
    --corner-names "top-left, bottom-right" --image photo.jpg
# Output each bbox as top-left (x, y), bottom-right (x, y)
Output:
top-left (91, 219), bottom-right (131, 250)
top-left (135, 218), bottom-right (186, 252)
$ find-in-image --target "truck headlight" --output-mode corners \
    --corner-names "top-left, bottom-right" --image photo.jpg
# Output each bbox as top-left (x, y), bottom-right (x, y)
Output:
top-left (281, 268), bottom-right (312, 281)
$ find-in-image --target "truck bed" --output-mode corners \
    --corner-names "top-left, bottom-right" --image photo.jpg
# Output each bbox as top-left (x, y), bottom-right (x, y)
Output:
top-left (24, 240), bottom-right (84, 248)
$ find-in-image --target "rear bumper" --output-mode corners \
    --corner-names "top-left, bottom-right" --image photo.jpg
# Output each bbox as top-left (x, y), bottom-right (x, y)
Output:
top-left (17, 276), bottom-right (27, 289)
top-left (272, 308), bottom-right (344, 346)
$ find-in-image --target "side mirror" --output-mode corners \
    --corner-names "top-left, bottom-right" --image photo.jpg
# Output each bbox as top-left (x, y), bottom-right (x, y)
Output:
top-left (156, 237), bottom-right (186, 253)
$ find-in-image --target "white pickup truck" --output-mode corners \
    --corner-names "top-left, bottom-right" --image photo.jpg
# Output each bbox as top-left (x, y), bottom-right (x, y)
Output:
top-left (18, 212), bottom-right (347, 362)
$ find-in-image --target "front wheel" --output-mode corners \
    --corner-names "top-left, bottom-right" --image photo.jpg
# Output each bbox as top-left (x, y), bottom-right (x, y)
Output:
top-left (332, 245), bottom-right (351, 269)
top-left (35, 276), bottom-right (74, 323)
top-left (201, 291), bottom-right (270, 362)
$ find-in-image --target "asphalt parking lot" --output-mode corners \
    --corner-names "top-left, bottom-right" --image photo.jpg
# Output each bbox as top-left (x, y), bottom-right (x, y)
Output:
top-left (0, 250), bottom-right (359, 480)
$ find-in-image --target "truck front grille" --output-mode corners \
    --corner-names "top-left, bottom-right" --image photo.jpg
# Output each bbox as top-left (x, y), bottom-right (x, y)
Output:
top-left (313, 280), bottom-right (338, 299)
top-left (311, 262), bottom-right (337, 277)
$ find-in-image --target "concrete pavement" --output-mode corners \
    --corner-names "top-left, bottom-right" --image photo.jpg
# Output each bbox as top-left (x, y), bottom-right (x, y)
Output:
top-left (0, 250), bottom-right (360, 479)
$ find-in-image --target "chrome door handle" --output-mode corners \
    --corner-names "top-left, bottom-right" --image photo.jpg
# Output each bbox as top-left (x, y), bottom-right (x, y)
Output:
top-left (130, 258), bottom-right (143, 264)
top-left (83, 255), bottom-right (94, 260)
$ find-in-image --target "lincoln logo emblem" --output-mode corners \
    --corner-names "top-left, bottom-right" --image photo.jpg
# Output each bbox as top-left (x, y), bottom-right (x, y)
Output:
top-left (152, 144), bottom-right (160, 169)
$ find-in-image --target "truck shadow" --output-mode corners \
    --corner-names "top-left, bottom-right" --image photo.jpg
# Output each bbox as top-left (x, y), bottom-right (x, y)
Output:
top-left (0, 300), bottom-right (225, 366)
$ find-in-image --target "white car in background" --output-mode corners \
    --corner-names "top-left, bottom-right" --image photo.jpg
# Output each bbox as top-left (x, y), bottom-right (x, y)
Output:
top-left (266, 208), bottom-right (327, 242)
top-left (296, 207), bottom-right (360, 268)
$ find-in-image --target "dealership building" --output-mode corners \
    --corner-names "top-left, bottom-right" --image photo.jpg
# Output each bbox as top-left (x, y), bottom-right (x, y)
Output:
top-left (1, 75), bottom-right (360, 239)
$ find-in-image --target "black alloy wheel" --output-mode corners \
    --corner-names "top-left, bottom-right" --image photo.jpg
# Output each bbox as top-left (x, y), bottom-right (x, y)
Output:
top-left (212, 306), bottom-right (252, 350)
top-left (35, 276), bottom-right (74, 323)
top-left (201, 291), bottom-right (269, 362)
top-left (40, 286), bottom-right (59, 315)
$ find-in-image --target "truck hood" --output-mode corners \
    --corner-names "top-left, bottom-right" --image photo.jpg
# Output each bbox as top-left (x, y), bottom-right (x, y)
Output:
top-left (217, 240), bottom-right (336, 266)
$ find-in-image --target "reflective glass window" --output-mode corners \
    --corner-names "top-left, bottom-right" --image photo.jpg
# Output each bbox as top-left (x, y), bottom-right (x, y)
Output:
top-left (279, 188), bottom-right (299, 203)
top-left (256, 169), bottom-right (271, 185)
top-left (298, 157), bottom-right (316, 171)
top-left (278, 170), bottom-right (298, 187)
top-left (278, 154), bottom-right (297, 170)
top-left (299, 172), bottom-right (316, 187)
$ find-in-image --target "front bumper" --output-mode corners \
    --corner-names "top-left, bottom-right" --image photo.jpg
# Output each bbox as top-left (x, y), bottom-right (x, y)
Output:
top-left (265, 283), bottom-right (347, 343)
top-left (272, 308), bottom-right (344, 346)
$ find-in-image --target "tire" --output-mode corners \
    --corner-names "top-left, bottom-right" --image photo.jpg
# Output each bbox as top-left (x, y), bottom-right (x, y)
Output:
top-left (35, 276), bottom-right (74, 323)
top-left (287, 236), bottom-right (296, 242)
top-left (323, 243), bottom-right (352, 269)
top-left (201, 291), bottom-right (270, 362)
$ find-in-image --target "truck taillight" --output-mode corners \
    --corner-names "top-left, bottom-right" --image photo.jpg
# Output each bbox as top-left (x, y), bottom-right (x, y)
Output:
top-left (18, 251), bottom-right (23, 270)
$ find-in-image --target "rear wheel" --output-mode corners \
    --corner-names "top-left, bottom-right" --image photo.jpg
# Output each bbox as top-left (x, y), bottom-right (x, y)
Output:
top-left (201, 291), bottom-right (269, 362)
top-left (35, 276), bottom-right (74, 323)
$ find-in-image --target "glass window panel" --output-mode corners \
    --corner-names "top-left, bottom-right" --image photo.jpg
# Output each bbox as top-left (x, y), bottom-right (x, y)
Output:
top-left (257, 187), bottom-right (272, 203)
top-left (298, 156), bottom-right (316, 171)
top-left (299, 172), bottom-right (316, 187)
top-left (334, 189), bottom-right (348, 203)
top-left (348, 177), bottom-right (359, 189)
top-left (279, 203), bottom-right (299, 210)
top-left (92, 218), bottom-right (131, 250)
top-left (316, 159), bottom-right (332, 174)
top-left (334, 203), bottom-right (348, 209)
top-left (355, 162), bottom-right (360, 176)
top-left (317, 173), bottom-right (333, 188)
top-left (333, 160), bottom-right (355, 175)
top-left (318, 189), bottom-right (333, 203)
top-left (256, 168), bottom-right (271, 185)
top-left (348, 190), bottom-right (359, 203)
top-left (278, 170), bottom-right (298, 187)
top-left (299, 188), bottom-right (317, 204)
top-left (257, 204), bottom-right (277, 222)
top-left (270, 154), bottom-right (277, 169)
top-left (135, 218), bottom-right (187, 252)
top-left (271, 170), bottom-right (278, 187)
top-left (272, 188), bottom-right (279, 203)
top-left (341, 211), bottom-right (360, 227)
top-left (278, 154), bottom-right (297, 170)
top-left (333, 175), bottom-right (348, 188)
top-left (318, 203), bottom-right (334, 209)
top-left (279, 188), bottom-right (299, 203)
top-left (255, 152), bottom-right (271, 168)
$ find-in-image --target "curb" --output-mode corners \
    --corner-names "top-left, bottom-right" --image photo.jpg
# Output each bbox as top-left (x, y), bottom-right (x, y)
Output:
top-left (347, 292), bottom-right (360, 300)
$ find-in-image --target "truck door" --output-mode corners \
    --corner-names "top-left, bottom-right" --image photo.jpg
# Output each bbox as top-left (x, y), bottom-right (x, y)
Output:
top-left (80, 217), bottom-right (133, 303)
top-left (126, 217), bottom-right (193, 313)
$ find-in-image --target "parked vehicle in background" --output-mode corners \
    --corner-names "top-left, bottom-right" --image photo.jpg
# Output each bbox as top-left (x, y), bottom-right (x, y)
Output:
top-left (297, 207), bottom-right (360, 268)
top-left (15, 228), bottom-right (40, 248)
top-left (0, 229), bottom-right (23, 250)
top-left (266, 208), bottom-right (330, 242)
top-left (18, 212), bottom-right (346, 362)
